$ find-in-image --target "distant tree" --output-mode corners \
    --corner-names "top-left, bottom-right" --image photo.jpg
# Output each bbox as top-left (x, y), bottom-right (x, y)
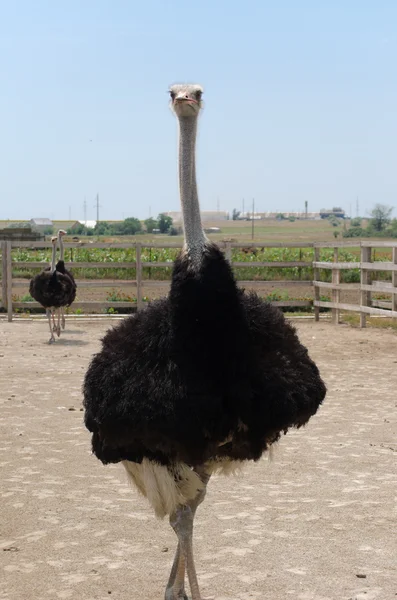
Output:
top-left (144, 217), bottom-right (158, 233)
top-left (276, 213), bottom-right (286, 220)
top-left (157, 213), bottom-right (173, 234)
top-left (327, 215), bottom-right (340, 227)
top-left (43, 226), bottom-right (54, 235)
top-left (368, 204), bottom-right (393, 232)
top-left (333, 230), bottom-right (339, 239)
top-left (350, 217), bottom-right (362, 227)
top-left (385, 219), bottom-right (397, 238)
top-left (342, 227), bottom-right (369, 238)
top-left (116, 217), bottom-right (142, 235)
top-left (288, 216), bottom-right (296, 222)
top-left (68, 223), bottom-right (87, 235)
top-left (232, 208), bottom-right (241, 221)
top-left (94, 221), bottom-right (112, 235)
top-left (168, 226), bottom-right (179, 236)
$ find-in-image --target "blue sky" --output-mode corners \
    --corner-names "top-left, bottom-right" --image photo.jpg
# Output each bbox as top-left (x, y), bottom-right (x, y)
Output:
top-left (0, 1), bottom-right (396, 221)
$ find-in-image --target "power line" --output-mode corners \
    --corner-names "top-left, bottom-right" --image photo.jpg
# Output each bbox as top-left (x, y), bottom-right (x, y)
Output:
top-left (94, 193), bottom-right (102, 222)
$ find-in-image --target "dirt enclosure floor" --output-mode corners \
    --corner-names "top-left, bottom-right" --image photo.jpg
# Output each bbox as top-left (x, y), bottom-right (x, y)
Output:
top-left (0, 318), bottom-right (396, 600)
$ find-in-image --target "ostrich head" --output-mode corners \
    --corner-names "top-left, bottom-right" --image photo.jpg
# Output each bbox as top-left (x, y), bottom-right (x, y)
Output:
top-left (58, 229), bottom-right (67, 238)
top-left (169, 84), bottom-right (203, 118)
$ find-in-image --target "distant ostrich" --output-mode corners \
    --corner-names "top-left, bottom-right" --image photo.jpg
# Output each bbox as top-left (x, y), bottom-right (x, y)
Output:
top-left (29, 236), bottom-right (75, 343)
top-left (83, 84), bottom-right (326, 600)
top-left (55, 229), bottom-right (77, 329)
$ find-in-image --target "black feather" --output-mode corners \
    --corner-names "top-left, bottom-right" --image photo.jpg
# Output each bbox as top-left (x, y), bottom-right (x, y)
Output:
top-left (29, 267), bottom-right (75, 309)
top-left (83, 244), bottom-right (326, 467)
top-left (55, 260), bottom-right (77, 305)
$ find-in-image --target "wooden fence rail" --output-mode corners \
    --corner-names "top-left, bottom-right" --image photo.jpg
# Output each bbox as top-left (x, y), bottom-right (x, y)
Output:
top-left (312, 241), bottom-right (397, 326)
top-left (1, 240), bottom-right (397, 326)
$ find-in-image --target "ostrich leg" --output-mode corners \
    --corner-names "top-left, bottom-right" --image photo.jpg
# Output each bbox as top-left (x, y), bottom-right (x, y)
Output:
top-left (61, 307), bottom-right (65, 329)
top-left (164, 542), bottom-right (187, 600)
top-left (47, 309), bottom-right (55, 343)
top-left (55, 308), bottom-right (61, 337)
top-left (166, 469), bottom-right (213, 600)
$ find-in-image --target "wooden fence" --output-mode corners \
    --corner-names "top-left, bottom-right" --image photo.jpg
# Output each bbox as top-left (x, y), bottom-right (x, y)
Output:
top-left (1, 240), bottom-right (397, 327)
top-left (0, 240), bottom-right (313, 322)
top-left (313, 240), bottom-right (397, 326)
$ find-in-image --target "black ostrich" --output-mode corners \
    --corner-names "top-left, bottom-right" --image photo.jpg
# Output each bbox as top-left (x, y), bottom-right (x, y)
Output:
top-left (83, 84), bottom-right (326, 600)
top-left (55, 229), bottom-right (77, 329)
top-left (29, 236), bottom-right (76, 343)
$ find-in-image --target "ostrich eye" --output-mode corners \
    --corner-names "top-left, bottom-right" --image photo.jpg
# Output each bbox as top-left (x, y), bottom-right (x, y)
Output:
top-left (169, 91), bottom-right (176, 100)
top-left (195, 90), bottom-right (202, 100)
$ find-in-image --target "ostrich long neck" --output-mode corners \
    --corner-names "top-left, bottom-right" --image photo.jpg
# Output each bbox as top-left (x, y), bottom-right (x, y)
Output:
top-left (50, 243), bottom-right (57, 273)
top-left (178, 116), bottom-right (207, 261)
top-left (59, 235), bottom-right (64, 261)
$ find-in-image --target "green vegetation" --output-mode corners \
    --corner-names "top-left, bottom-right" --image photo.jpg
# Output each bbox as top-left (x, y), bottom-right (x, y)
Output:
top-left (341, 313), bottom-right (397, 330)
top-left (9, 245), bottom-right (369, 284)
top-left (67, 214), bottom-right (173, 237)
top-left (344, 204), bottom-right (397, 238)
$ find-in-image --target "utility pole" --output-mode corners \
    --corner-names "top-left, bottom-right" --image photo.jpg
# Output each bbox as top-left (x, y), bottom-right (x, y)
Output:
top-left (304, 200), bottom-right (308, 219)
top-left (94, 193), bottom-right (101, 222)
top-left (83, 198), bottom-right (87, 223)
top-left (242, 198), bottom-right (245, 218)
top-left (251, 198), bottom-right (255, 240)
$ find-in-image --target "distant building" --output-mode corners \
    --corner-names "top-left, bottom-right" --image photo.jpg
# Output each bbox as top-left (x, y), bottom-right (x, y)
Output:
top-left (53, 220), bottom-right (80, 231)
top-left (0, 226), bottom-right (43, 241)
top-left (257, 212), bottom-right (321, 220)
top-left (29, 218), bottom-right (53, 232)
top-left (78, 220), bottom-right (97, 229)
top-left (320, 208), bottom-right (345, 219)
top-left (166, 211), bottom-right (229, 222)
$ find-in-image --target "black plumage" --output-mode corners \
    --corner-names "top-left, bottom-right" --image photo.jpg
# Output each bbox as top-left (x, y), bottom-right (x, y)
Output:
top-left (55, 259), bottom-right (76, 305)
top-left (29, 267), bottom-right (75, 309)
top-left (84, 244), bottom-right (326, 468)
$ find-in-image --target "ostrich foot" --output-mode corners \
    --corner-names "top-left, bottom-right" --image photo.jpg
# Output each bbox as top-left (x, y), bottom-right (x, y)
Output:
top-left (165, 593), bottom-right (214, 600)
top-left (61, 316), bottom-right (65, 329)
top-left (48, 335), bottom-right (55, 344)
top-left (164, 590), bottom-right (188, 600)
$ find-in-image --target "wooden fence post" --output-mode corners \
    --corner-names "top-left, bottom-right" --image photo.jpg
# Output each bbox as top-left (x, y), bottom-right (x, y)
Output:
top-left (392, 247), bottom-right (397, 314)
top-left (1, 241), bottom-right (7, 310)
top-left (313, 247), bottom-right (320, 322)
top-left (360, 245), bottom-right (371, 328)
top-left (136, 243), bottom-right (143, 311)
top-left (6, 241), bottom-right (13, 322)
top-left (332, 247), bottom-right (340, 324)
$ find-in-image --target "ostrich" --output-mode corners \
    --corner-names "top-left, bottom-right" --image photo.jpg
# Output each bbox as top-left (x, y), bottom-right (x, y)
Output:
top-left (55, 229), bottom-right (77, 329)
top-left (29, 236), bottom-right (75, 343)
top-left (83, 84), bottom-right (326, 600)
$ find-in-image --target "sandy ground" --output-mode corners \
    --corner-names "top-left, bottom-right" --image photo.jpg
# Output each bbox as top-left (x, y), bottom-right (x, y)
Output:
top-left (0, 318), bottom-right (396, 600)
